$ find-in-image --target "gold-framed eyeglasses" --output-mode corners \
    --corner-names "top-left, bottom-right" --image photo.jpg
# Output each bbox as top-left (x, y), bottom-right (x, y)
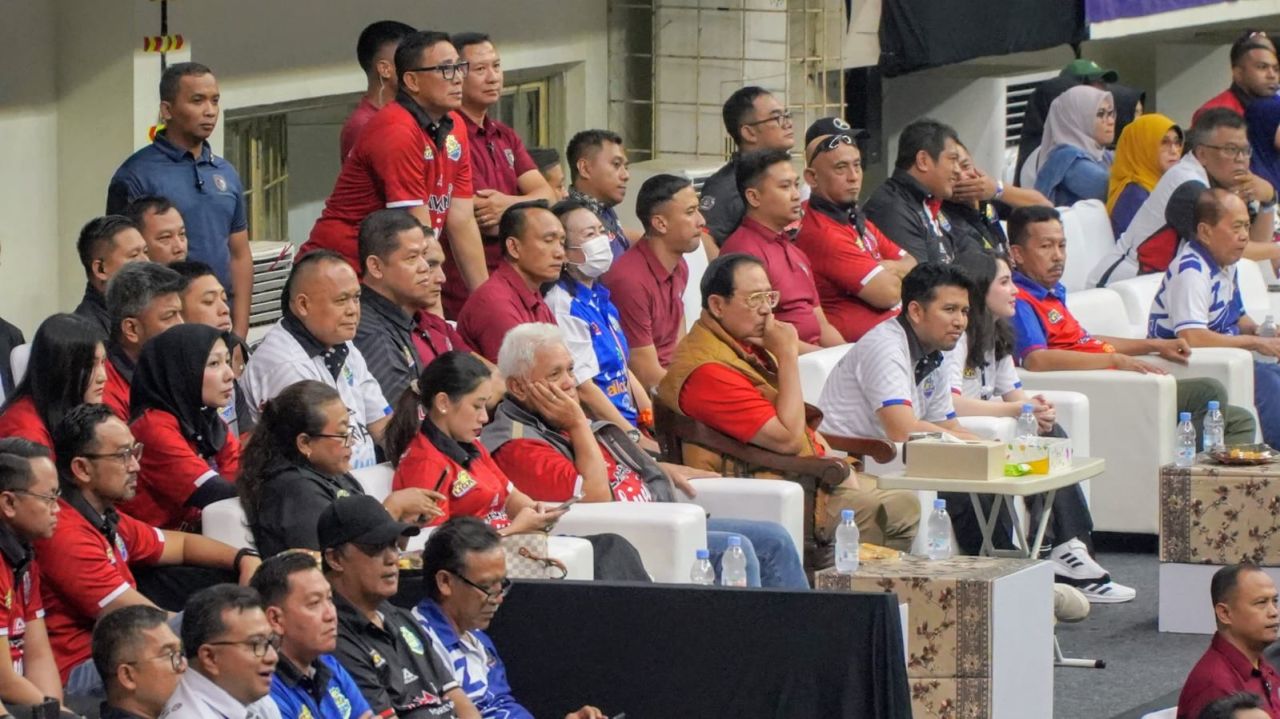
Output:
top-left (739, 290), bottom-right (780, 310)
top-left (82, 443), bottom-right (144, 464)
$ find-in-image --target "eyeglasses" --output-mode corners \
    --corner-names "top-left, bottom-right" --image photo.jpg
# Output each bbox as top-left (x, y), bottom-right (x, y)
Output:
top-left (82, 443), bottom-right (145, 464)
top-left (450, 571), bottom-right (512, 602)
top-left (737, 290), bottom-right (780, 310)
top-left (743, 111), bottom-right (793, 129)
top-left (125, 647), bottom-right (187, 674)
top-left (1095, 109), bottom-right (1117, 120)
top-left (12, 488), bottom-right (61, 507)
top-left (406, 61), bottom-right (470, 81)
top-left (1202, 144), bottom-right (1253, 159)
top-left (205, 633), bottom-right (282, 658)
top-left (1161, 137), bottom-right (1184, 149)
top-left (807, 133), bottom-right (856, 164)
top-left (310, 430), bottom-right (357, 448)
top-left (353, 539), bottom-right (400, 557)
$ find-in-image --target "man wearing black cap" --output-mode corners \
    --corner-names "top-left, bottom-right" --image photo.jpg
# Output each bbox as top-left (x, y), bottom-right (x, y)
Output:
top-left (321, 496), bottom-right (477, 719)
top-left (795, 117), bottom-right (916, 342)
top-left (1194, 30), bottom-right (1279, 124)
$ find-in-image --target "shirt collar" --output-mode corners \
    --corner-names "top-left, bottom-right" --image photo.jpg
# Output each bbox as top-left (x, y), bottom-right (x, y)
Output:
top-left (107, 343), bottom-right (137, 384)
top-left (274, 654), bottom-right (332, 704)
top-left (636, 239), bottom-right (676, 282)
top-left (1187, 239), bottom-right (1227, 275)
top-left (359, 285), bottom-right (415, 333)
top-left (413, 599), bottom-right (464, 651)
top-left (807, 193), bottom-right (861, 227)
top-left (421, 417), bottom-right (480, 468)
top-left (1210, 632), bottom-right (1271, 682)
top-left (181, 668), bottom-right (256, 719)
top-left (1012, 270), bottom-right (1064, 301)
top-left (82, 282), bottom-right (107, 311)
top-left (0, 521), bottom-right (32, 578)
top-left (395, 92), bottom-right (454, 151)
top-left (896, 314), bottom-right (945, 385)
top-left (459, 111), bottom-right (494, 136)
top-left (152, 132), bottom-right (215, 165)
top-left (891, 167), bottom-right (935, 201)
top-left (568, 186), bottom-right (613, 215)
top-left (558, 276), bottom-right (610, 304)
top-left (333, 590), bottom-right (391, 636)
top-left (495, 263), bottom-right (547, 313)
top-left (739, 216), bottom-right (794, 243)
top-left (281, 312), bottom-right (350, 380)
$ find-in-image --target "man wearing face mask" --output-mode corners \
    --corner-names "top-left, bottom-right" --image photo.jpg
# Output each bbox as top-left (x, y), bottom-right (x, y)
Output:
top-left (544, 201), bottom-right (657, 450)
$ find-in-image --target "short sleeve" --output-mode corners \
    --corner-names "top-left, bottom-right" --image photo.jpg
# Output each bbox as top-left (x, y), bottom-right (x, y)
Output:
top-left (24, 567), bottom-right (43, 621)
top-left (491, 440), bottom-right (582, 502)
top-left (512, 139), bottom-right (537, 177)
top-left (942, 341), bottom-right (965, 395)
top-left (132, 413), bottom-right (225, 508)
top-left (117, 514), bottom-right (166, 568)
top-left (857, 337), bottom-right (915, 410)
top-left (350, 351), bottom-right (394, 425)
top-left (0, 569), bottom-right (14, 636)
top-left (1163, 266), bottom-right (1212, 332)
top-left (869, 223), bottom-right (908, 261)
top-left (993, 354), bottom-right (1022, 396)
top-left (1011, 298), bottom-right (1049, 363)
top-left (445, 324), bottom-right (473, 353)
top-left (677, 365), bottom-right (780, 443)
top-left (800, 222), bottom-right (888, 295)
top-left (229, 172), bottom-right (249, 233)
top-left (605, 273), bottom-right (655, 348)
top-left (450, 128), bottom-right (474, 200)
top-left (365, 124), bottom-right (430, 208)
top-left (331, 634), bottom-right (394, 715)
top-left (922, 370), bottom-right (957, 422)
top-left (332, 660), bottom-right (373, 719)
top-left (553, 309), bottom-right (601, 386)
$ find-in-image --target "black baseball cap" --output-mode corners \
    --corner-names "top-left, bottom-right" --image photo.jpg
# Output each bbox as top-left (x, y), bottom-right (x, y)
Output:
top-left (318, 495), bottom-right (420, 550)
top-left (804, 116), bottom-right (870, 147)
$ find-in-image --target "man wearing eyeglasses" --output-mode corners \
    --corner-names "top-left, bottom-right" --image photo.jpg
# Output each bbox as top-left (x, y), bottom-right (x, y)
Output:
top-left (38, 405), bottom-right (261, 701)
top-left (252, 553), bottom-right (372, 719)
top-left (92, 605), bottom-right (185, 719)
top-left (305, 31), bottom-right (490, 309)
top-left (656, 253), bottom-right (919, 553)
top-left (0, 439), bottom-right (75, 716)
top-left (163, 585), bottom-right (282, 719)
top-left (700, 86), bottom-right (798, 247)
top-left (413, 517), bottom-right (604, 719)
top-left (1092, 107), bottom-right (1280, 287)
top-left (321, 496), bottom-right (477, 719)
top-left (795, 117), bottom-right (915, 343)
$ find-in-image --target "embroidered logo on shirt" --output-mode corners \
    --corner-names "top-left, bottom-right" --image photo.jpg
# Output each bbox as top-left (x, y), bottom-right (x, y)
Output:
top-left (328, 686), bottom-right (353, 719)
top-left (399, 625), bottom-right (425, 655)
top-left (963, 367), bottom-right (977, 379)
top-left (922, 375), bottom-right (936, 399)
top-left (1047, 309), bottom-right (1063, 324)
top-left (699, 195), bottom-right (715, 211)
top-left (115, 534), bottom-right (130, 563)
top-left (402, 668), bottom-right (418, 685)
top-left (503, 148), bottom-right (515, 168)
top-left (212, 174), bottom-right (228, 192)
top-left (298, 705), bottom-right (313, 719)
top-left (445, 134), bottom-right (462, 161)
top-left (451, 470), bottom-right (476, 498)
top-left (369, 649), bottom-right (386, 667)
top-left (423, 145), bottom-right (435, 161)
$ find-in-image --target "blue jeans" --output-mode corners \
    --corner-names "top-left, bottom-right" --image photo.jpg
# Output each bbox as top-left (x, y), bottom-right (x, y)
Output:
top-left (1256, 361), bottom-right (1280, 449)
top-left (707, 518), bottom-right (809, 589)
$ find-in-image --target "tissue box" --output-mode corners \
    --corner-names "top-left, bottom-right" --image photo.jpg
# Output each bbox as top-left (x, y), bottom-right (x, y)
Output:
top-left (1005, 437), bottom-right (1073, 474)
top-left (905, 438), bottom-right (1005, 481)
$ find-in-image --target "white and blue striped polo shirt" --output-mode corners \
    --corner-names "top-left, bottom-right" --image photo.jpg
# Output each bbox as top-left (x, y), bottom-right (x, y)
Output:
top-left (1148, 240), bottom-right (1243, 340)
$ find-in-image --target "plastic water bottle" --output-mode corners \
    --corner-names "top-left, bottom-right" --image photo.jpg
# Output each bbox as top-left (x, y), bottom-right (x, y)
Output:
top-left (689, 549), bottom-right (716, 586)
top-left (1176, 411), bottom-right (1197, 467)
top-left (1257, 315), bottom-right (1278, 365)
top-left (1016, 403), bottom-right (1039, 440)
top-left (925, 499), bottom-right (953, 560)
top-left (720, 536), bottom-right (748, 587)
top-left (835, 509), bottom-right (860, 574)
top-left (1203, 400), bottom-right (1225, 454)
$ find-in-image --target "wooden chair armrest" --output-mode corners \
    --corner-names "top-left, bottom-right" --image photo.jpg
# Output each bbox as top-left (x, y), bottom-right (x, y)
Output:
top-left (823, 434), bottom-right (898, 465)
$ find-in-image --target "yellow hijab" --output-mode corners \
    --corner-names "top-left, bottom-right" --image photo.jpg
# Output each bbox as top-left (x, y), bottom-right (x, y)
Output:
top-left (1106, 113), bottom-right (1181, 213)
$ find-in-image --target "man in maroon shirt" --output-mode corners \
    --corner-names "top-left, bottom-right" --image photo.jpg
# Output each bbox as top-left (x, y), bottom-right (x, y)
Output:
top-left (1195, 31), bottom-right (1279, 124)
top-left (442, 33), bottom-right (557, 319)
top-left (603, 173), bottom-right (703, 392)
top-left (456, 200), bottom-right (563, 362)
top-left (339, 20), bottom-right (416, 159)
top-left (1178, 564), bottom-right (1280, 719)
top-left (721, 149), bottom-right (843, 352)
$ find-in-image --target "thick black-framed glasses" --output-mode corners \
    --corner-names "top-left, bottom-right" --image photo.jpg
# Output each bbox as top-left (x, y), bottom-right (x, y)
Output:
top-left (407, 61), bottom-right (470, 81)
top-left (451, 572), bottom-right (512, 602)
top-left (310, 430), bottom-right (357, 448)
top-left (743, 111), bottom-right (793, 129)
top-left (205, 633), bottom-right (282, 658)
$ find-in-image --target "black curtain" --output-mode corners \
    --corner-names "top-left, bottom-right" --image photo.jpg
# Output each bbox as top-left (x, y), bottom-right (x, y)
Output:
top-left (878, 0), bottom-right (1087, 78)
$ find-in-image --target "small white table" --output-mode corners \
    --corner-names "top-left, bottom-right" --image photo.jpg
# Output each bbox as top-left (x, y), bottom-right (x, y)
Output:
top-left (879, 457), bottom-right (1105, 559)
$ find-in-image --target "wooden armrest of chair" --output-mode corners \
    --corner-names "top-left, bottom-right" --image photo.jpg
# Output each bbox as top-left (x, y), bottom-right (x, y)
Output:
top-left (823, 434), bottom-right (898, 465)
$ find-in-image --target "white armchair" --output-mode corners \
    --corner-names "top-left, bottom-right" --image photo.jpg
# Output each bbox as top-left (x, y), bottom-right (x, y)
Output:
top-left (553, 502), bottom-right (706, 583)
top-left (678, 477), bottom-right (805, 560)
top-left (1058, 200), bottom-right (1117, 292)
top-left (798, 342), bottom-right (854, 405)
top-left (682, 242), bottom-right (711, 332)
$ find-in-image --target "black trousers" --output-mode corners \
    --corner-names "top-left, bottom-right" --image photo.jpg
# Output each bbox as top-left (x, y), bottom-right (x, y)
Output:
top-left (133, 565), bottom-right (237, 612)
top-left (584, 533), bottom-right (651, 582)
top-left (943, 423), bottom-right (1094, 557)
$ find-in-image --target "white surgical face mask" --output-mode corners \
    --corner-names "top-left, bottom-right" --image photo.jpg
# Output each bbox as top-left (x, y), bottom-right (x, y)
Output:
top-left (573, 234), bottom-right (614, 278)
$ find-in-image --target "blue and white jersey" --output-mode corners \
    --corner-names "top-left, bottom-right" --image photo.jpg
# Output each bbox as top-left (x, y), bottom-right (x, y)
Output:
top-left (545, 278), bottom-right (637, 424)
top-left (1148, 240), bottom-right (1243, 340)
top-left (413, 599), bottom-right (532, 719)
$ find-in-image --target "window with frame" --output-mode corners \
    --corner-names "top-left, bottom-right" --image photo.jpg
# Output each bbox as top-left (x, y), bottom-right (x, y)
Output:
top-left (494, 79), bottom-right (550, 148)
top-left (225, 114), bottom-right (289, 244)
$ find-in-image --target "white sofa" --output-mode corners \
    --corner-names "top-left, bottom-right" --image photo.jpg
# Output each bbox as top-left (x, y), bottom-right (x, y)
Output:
top-left (1058, 199), bottom-right (1116, 293)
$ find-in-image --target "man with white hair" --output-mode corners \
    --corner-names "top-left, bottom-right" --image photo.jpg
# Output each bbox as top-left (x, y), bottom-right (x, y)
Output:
top-left (480, 323), bottom-right (808, 587)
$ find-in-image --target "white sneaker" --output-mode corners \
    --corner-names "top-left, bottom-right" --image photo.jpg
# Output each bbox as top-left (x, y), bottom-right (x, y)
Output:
top-left (1075, 579), bottom-right (1137, 604)
top-left (1048, 539), bottom-right (1108, 581)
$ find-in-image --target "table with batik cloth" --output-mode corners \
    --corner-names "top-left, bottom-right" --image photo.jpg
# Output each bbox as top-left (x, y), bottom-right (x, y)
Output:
top-left (817, 555), bottom-right (1054, 719)
top-left (1160, 460), bottom-right (1280, 633)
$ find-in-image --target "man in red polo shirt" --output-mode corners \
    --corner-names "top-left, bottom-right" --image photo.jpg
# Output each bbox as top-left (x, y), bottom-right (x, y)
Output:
top-left (602, 173), bottom-right (703, 392)
top-left (340, 20), bottom-right (416, 159)
top-left (1193, 31), bottom-right (1278, 125)
top-left (1178, 564), bottom-right (1280, 719)
top-left (797, 117), bottom-right (915, 342)
top-left (305, 31), bottom-right (488, 297)
top-left (41, 405), bottom-right (259, 698)
top-left (442, 32), bottom-right (557, 318)
top-left (102, 263), bottom-right (186, 420)
top-left (721, 149), bottom-right (843, 352)
top-left (456, 201), bottom-right (564, 362)
top-left (0, 439), bottom-right (73, 713)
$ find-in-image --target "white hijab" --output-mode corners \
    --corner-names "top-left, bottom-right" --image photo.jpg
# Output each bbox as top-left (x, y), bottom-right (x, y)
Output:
top-left (1037, 85), bottom-right (1113, 170)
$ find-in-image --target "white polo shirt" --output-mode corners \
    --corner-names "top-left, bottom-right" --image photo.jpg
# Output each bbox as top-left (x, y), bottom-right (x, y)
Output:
top-left (818, 318), bottom-right (955, 440)
top-left (1148, 240), bottom-right (1244, 339)
top-left (161, 667), bottom-right (282, 719)
top-left (942, 333), bottom-right (1022, 401)
top-left (241, 320), bottom-right (391, 469)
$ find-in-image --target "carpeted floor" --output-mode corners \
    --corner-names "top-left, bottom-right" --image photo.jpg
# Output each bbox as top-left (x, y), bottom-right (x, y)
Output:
top-left (1052, 551), bottom-right (1208, 719)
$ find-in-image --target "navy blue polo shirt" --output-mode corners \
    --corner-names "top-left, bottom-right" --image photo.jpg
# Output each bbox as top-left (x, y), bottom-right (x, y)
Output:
top-left (106, 133), bottom-right (247, 288)
top-left (269, 654), bottom-right (372, 719)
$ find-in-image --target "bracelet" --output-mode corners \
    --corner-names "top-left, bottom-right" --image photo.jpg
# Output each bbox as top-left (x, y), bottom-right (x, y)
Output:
top-left (993, 180), bottom-right (1005, 201)
top-left (637, 408), bottom-right (654, 430)
top-left (234, 548), bottom-right (260, 573)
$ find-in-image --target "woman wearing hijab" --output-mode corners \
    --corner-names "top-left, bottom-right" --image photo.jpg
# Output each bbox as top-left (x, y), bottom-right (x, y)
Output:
top-left (1034, 86), bottom-right (1117, 206)
top-left (1246, 94), bottom-right (1280, 193)
top-left (1107, 114), bottom-right (1183, 237)
top-left (0, 314), bottom-right (107, 452)
top-left (125, 324), bottom-right (240, 530)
